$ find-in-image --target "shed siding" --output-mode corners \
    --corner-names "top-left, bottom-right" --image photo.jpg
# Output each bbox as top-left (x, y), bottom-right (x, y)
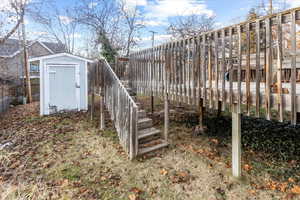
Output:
top-left (41, 55), bottom-right (88, 114)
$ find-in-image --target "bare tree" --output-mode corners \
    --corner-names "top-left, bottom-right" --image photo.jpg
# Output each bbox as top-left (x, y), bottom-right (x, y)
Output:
top-left (31, 3), bottom-right (78, 53)
top-left (74, 0), bottom-right (145, 60)
top-left (167, 14), bottom-right (215, 39)
top-left (118, 0), bottom-right (144, 57)
top-left (0, 0), bottom-right (28, 44)
top-left (74, 0), bottom-right (122, 61)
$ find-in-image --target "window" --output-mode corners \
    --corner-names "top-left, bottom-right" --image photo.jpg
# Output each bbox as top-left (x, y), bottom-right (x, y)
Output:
top-left (30, 64), bottom-right (39, 72)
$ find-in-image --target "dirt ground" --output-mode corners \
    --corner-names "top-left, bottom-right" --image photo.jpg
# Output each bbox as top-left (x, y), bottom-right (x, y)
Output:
top-left (0, 100), bottom-right (300, 200)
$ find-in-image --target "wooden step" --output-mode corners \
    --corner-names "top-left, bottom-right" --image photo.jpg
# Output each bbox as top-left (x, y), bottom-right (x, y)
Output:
top-left (138, 140), bottom-right (168, 155)
top-left (138, 127), bottom-right (160, 140)
top-left (138, 118), bottom-right (153, 129)
top-left (138, 110), bottom-right (147, 119)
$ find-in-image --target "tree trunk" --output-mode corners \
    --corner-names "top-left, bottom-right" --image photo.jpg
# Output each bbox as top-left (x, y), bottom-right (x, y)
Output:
top-left (21, 20), bottom-right (32, 103)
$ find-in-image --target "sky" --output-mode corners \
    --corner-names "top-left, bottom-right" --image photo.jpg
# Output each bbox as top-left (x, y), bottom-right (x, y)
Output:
top-left (2, 0), bottom-right (300, 54)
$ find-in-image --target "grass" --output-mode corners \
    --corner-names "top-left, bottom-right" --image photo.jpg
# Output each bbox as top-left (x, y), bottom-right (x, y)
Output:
top-left (0, 101), bottom-right (300, 199)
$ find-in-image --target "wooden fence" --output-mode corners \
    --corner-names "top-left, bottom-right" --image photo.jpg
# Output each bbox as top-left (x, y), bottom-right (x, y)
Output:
top-left (0, 85), bottom-right (13, 114)
top-left (91, 60), bottom-right (139, 159)
top-left (129, 7), bottom-right (300, 125)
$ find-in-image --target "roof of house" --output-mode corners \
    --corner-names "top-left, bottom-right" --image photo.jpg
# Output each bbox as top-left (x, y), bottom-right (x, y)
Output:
top-left (0, 38), bottom-right (66, 58)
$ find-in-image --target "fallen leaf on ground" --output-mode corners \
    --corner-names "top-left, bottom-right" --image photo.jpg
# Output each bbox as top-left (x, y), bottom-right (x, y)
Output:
top-left (291, 185), bottom-right (300, 194)
top-left (211, 139), bottom-right (219, 145)
top-left (243, 164), bottom-right (252, 172)
top-left (160, 169), bottom-right (168, 176)
top-left (129, 194), bottom-right (137, 200)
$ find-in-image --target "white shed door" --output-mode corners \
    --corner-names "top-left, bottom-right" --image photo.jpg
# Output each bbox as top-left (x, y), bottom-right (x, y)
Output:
top-left (48, 65), bottom-right (79, 113)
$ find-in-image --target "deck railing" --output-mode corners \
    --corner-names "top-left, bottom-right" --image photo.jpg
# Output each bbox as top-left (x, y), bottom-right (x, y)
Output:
top-left (129, 7), bottom-right (300, 124)
top-left (93, 59), bottom-right (139, 159)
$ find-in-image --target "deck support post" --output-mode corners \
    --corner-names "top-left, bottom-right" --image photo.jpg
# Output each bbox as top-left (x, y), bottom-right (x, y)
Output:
top-left (100, 95), bottom-right (105, 130)
top-left (90, 87), bottom-right (95, 121)
top-left (164, 93), bottom-right (169, 141)
top-left (164, 45), bottom-right (169, 141)
top-left (199, 98), bottom-right (205, 130)
top-left (232, 103), bottom-right (241, 178)
top-left (217, 101), bottom-right (222, 117)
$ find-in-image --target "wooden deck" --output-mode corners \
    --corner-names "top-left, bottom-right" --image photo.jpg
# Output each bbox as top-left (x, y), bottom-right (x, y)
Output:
top-left (128, 7), bottom-right (300, 124)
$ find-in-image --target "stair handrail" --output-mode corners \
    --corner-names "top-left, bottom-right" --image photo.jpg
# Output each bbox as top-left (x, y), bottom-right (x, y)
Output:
top-left (99, 59), bottom-right (139, 159)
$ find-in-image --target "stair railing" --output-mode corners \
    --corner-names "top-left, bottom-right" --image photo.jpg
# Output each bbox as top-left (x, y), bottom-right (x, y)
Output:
top-left (98, 59), bottom-right (139, 159)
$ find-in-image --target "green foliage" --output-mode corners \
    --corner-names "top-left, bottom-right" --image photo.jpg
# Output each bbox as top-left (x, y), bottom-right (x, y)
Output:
top-left (98, 33), bottom-right (117, 63)
top-left (204, 115), bottom-right (300, 162)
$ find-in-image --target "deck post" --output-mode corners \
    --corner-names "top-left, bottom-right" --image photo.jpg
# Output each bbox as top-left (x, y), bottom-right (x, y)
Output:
top-left (100, 95), bottom-right (105, 130)
top-left (199, 98), bottom-right (205, 130)
top-left (232, 103), bottom-right (241, 178)
top-left (99, 61), bottom-right (105, 130)
top-left (217, 101), bottom-right (222, 117)
top-left (90, 82), bottom-right (95, 121)
top-left (164, 45), bottom-right (169, 141)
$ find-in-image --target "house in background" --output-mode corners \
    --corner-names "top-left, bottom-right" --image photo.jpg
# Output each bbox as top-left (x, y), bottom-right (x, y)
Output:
top-left (0, 38), bottom-right (66, 101)
top-left (0, 38), bottom-right (66, 83)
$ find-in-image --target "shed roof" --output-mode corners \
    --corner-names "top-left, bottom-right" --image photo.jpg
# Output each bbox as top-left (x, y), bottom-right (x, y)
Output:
top-left (28, 53), bottom-right (94, 63)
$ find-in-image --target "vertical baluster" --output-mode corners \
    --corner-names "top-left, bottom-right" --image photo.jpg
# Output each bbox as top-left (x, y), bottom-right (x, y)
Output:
top-left (255, 20), bottom-right (261, 117)
top-left (277, 14), bottom-right (284, 122)
top-left (238, 26), bottom-right (242, 113)
top-left (214, 31), bottom-right (220, 110)
top-left (221, 29), bottom-right (226, 110)
top-left (202, 34), bottom-right (207, 107)
top-left (265, 18), bottom-right (272, 120)
top-left (291, 10), bottom-right (297, 125)
top-left (229, 28), bottom-right (233, 111)
top-left (246, 23), bottom-right (251, 116)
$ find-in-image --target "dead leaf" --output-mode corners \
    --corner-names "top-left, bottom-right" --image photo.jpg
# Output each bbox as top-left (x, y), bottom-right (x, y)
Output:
top-left (288, 178), bottom-right (295, 183)
top-left (291, 185), bottom-right (300, 194)
top-left (211, 139), bottom-right (219, 145)
top-left (248, 189), bottom-right (256, 195)
top-left (160, 169), bottom-right (168, 176)
top-left (243, 164), bottom-right (252, 172)
top-left (61, 179), bottom-right (69, 187)
top-left (130, 187), bottom-right (142, 194)
top-left (129, 194), bottom-right (137, 200)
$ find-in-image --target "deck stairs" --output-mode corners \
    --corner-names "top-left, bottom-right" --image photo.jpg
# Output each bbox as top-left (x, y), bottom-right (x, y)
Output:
top-left (122, 81), bottom-right (168, 156)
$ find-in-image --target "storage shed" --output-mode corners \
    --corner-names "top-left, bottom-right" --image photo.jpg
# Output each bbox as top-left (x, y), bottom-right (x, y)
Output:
top-left (29, 53), bottom-right (93, 115)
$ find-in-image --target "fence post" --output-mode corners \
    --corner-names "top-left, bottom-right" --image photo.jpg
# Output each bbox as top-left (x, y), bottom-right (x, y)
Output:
top-left (232, 103), bottom-right (241, 178)
top-left (129, 105), bottom-right (138, 160)
top-left (1, 86), bottom-right (3, 113)
top-left (100, 62), bottom-right (105, 130)
top-left (164, 45), bottom-right (169, 141)
top-left (198, 98), bottom-right (205, 131)
top-left (90, 65), bottom-right (95, 121)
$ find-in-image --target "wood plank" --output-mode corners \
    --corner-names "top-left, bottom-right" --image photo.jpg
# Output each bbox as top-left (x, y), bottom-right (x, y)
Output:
top-left (265, 18), bottom-right (272, 120)
top-left (246, 23), bottom-right (251, 116)
top-left (221, 29), bottom-right (226, 110)
top-left (229, 28), bottom-right (233, 111)
top-left (197, 35), bottom-right (202, 102)
top-left (277, 14), bottom-right (284, 122)
top-left (208, 34), bottom-right (213, 108)
top-left (138, 140), bottom-right (168, 155)
top-left (202, 34), bottom-right (207, 107)
top-left (214, 32), bottom-right (219, 110)
top-left (255, 20), bottom-right (261, 117)
top-left (291, 10), bottom-right (297, 125)
top-left (232, 103), bottom-right (241, 178)
top-left (237, 26), bottom-right (242, 113)
top-left (164, 44), bottom-right (170, 141)
top-left (183, 40), bottom-right (187, 103)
